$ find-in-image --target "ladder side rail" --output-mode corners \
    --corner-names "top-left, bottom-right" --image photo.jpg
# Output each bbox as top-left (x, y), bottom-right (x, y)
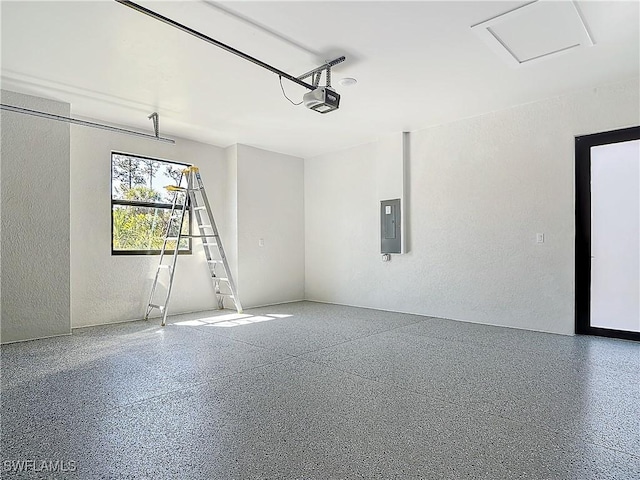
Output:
top-left (144, 172), bottom-right (185, 320)
top-left (159, 176), bottom-right (191, 326)
top-left (194, 172), bottom-right (243, 313)
top-left (159, 195), bottom-right (189, 326)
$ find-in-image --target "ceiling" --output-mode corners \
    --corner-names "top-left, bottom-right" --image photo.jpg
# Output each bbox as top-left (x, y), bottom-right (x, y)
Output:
top-left (1, 1), bottom-right (638, 158)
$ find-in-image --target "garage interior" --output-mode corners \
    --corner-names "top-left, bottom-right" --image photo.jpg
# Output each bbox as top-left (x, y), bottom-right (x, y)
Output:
top-left (1, 1), bottom-right (639, 478)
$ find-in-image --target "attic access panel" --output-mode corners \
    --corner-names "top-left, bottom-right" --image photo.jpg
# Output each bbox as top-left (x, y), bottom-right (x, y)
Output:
top-left (471, 0), bottom-right (594, 66)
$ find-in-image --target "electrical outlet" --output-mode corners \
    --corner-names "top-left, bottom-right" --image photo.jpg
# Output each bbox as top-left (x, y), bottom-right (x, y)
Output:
top-left (536, 233), bottom-right (544, 244)
top-left (258, 238), bottom-right (265, 247)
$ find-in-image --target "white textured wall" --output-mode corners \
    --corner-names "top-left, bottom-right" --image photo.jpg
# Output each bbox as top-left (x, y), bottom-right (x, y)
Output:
top-left (70, 126), bottom-right (228, 327)
top-left (1, 90), bottom-right (71, 342)
top-left (305, 78), bottom-right (640, 335)
top-left (235, 144), bottom-right (305, 307)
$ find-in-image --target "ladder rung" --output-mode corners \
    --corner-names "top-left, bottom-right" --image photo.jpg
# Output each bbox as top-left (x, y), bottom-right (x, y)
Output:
top-left (178, 234), bottom-right (217, 238)
top-left (193, 206), bottom-right (207, 211)
top-left (198, 224), bottom-right (213, 229)
top-left (213, 277), bottom-right (229, 282)
top-left (148, 303), bottom-right (165, 311)
top-left (158, 265), bottom-right (172, 270)
top-left (207, 260), bottom-right (223, 264)
top-left (217, 293), bottom-right (234, 298)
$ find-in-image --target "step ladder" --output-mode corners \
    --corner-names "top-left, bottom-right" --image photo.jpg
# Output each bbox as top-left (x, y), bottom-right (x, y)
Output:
top-left (145, 165), bottom-right (242, 326)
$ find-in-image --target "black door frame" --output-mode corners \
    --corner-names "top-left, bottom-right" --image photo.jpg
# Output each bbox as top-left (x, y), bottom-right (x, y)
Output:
top-left (575, 125), bottom-right (640, 341)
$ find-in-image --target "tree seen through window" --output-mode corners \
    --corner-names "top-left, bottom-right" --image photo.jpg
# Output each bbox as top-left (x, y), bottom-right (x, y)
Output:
top-left (111, 152), bottom-right (191, 254)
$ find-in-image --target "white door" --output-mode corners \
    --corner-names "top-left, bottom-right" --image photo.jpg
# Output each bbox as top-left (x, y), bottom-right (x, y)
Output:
top-left (590, 139), bottom-right (640, 333)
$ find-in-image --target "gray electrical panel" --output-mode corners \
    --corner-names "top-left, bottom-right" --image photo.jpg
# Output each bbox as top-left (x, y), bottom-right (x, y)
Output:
top-left (381, 199), bottom-right (401, 254)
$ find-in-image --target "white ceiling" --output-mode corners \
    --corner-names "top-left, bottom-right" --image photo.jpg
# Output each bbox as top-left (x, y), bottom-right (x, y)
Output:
top-left (1, 1), bottom-right (638, 158)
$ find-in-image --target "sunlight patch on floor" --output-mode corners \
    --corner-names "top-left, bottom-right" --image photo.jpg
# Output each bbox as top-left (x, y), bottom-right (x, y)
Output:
top-left (174, 313), bottom-right (293, 327)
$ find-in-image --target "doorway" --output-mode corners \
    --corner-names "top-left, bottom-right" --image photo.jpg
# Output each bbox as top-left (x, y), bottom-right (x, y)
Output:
top-left (575, 126), bottom-right (640, 341)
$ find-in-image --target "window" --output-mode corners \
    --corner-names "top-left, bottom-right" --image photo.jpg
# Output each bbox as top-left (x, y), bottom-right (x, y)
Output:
top-left (111, 152), bottom-right (191, 255)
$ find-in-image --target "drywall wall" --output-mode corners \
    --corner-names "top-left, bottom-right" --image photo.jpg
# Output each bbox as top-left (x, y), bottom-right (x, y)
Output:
top-left (234, 144), bottom-right (305, 307)
top-left (305, 78), bottom-right (640, 335)
top-left (70, 125), bottom-right (228, 327)
top-left (1, 90), bottom-right (71, 342)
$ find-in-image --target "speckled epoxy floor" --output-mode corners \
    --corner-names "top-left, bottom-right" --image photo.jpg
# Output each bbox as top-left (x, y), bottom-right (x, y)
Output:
top-left (1, 301), bottom-right (639, 479)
